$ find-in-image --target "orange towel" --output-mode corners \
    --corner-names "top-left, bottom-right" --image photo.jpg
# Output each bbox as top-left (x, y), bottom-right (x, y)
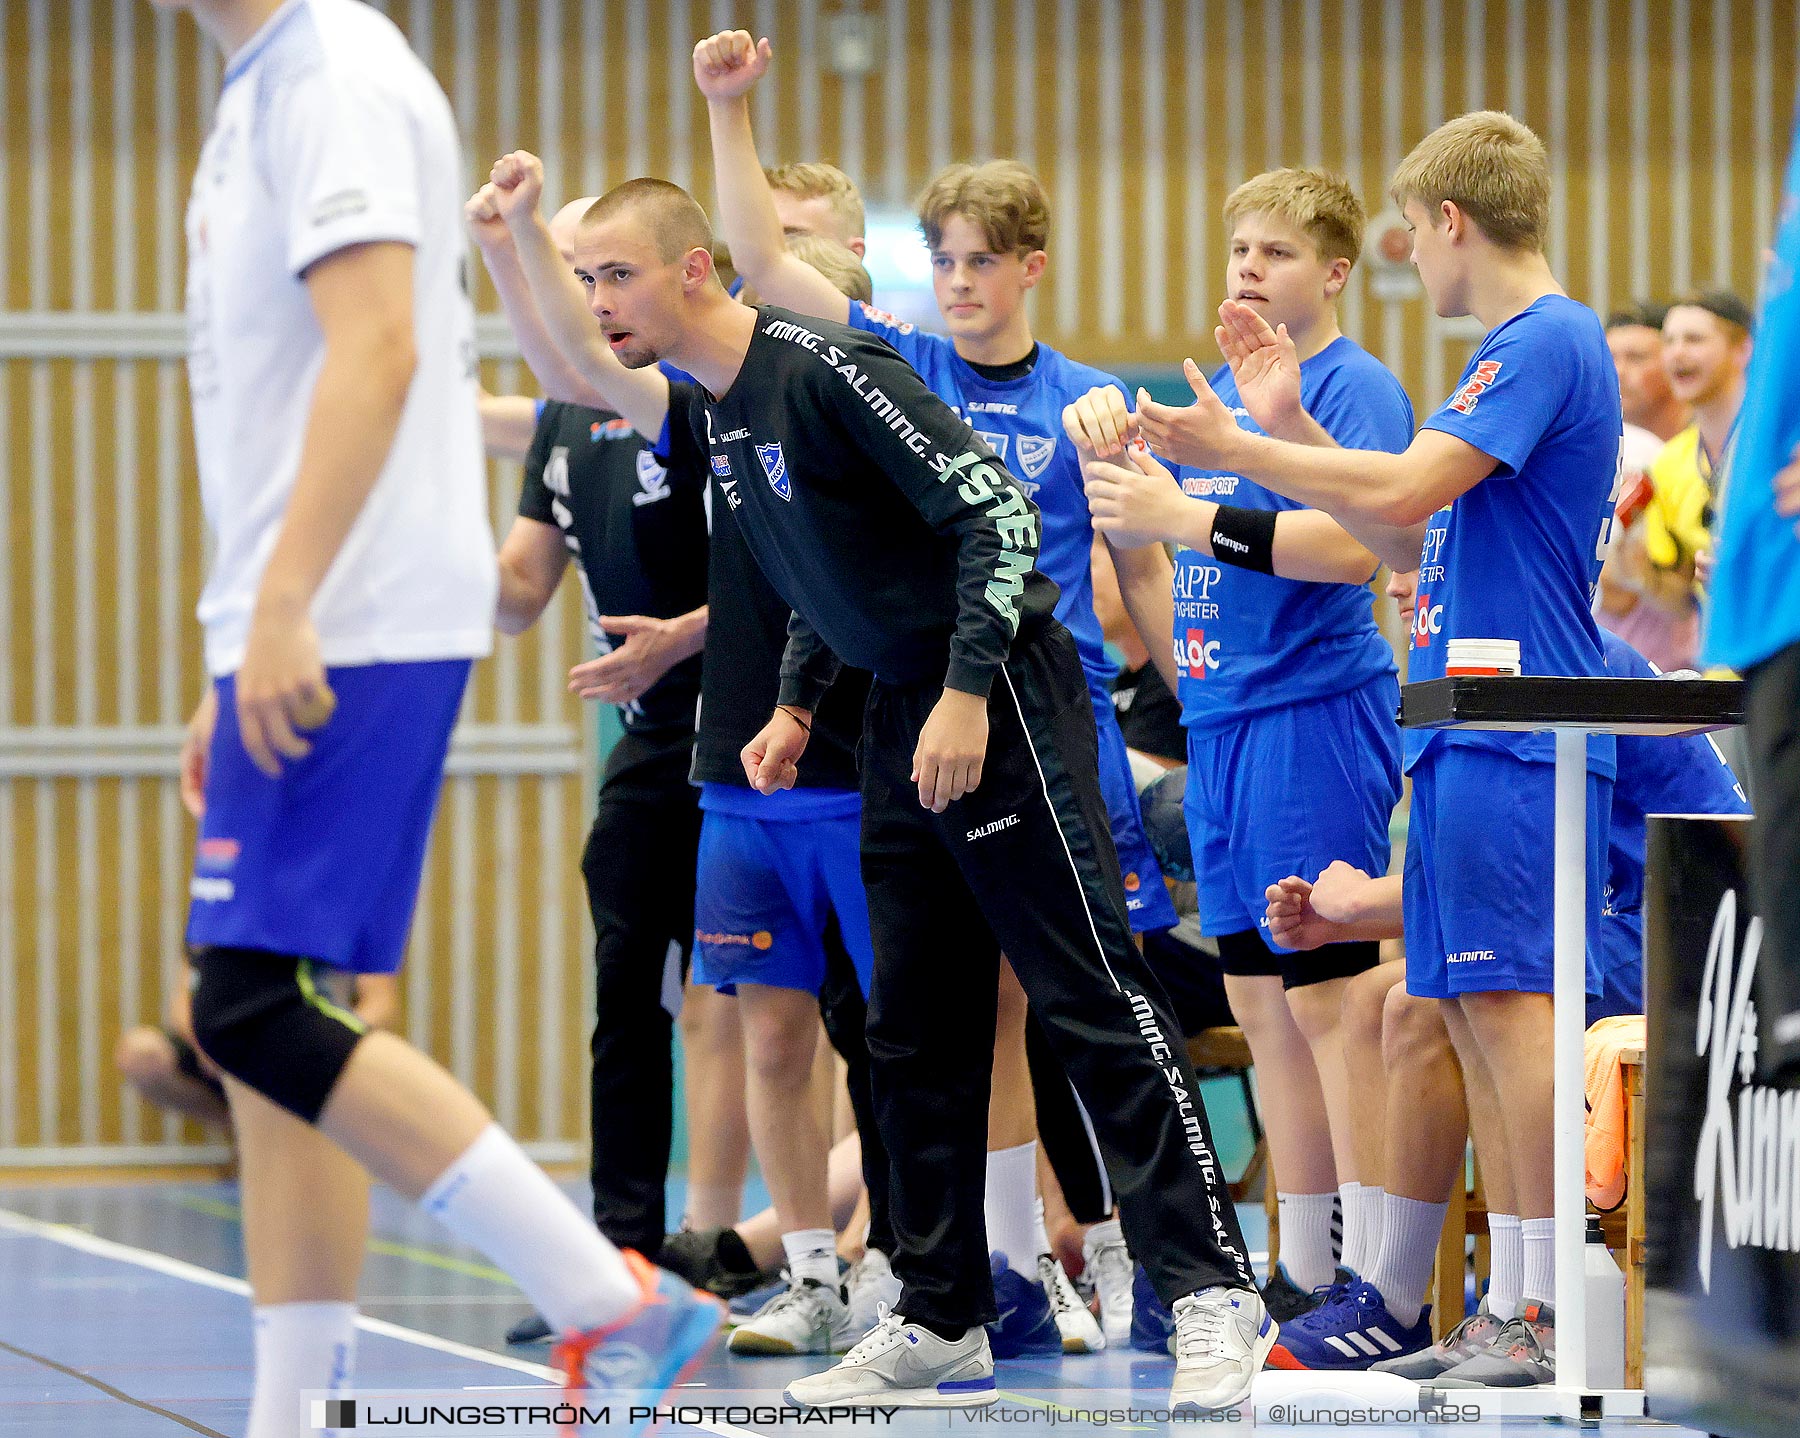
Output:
top-left (1585, 1014), bottom-right (1647, 1210)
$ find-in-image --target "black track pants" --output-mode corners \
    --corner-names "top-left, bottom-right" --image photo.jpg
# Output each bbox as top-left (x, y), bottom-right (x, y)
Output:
top-left (581, 737), bottom-right (702, 1254)
top-left (858, 621), bottom-right (1253, 1328)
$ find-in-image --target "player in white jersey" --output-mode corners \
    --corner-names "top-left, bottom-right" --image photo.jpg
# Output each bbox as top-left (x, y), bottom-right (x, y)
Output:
top-left (160, 3), bottom-right (719, 1434)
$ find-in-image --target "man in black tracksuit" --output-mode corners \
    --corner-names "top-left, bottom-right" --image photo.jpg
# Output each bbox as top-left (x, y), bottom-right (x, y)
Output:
top-left (487, 164), bottom-right (1270, 1412)
top-left (658, 304), bottom-right (1264, 1407)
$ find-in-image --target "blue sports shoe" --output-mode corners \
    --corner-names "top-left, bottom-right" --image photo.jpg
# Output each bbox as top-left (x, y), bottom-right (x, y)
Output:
top-left (553, 1251), bottom-right (725, 1433)
top-left (985, 1253), bottom-right (1062, 1359)
top-left (1266, 1277), bottom-right (1431, 1371)
top-left (1129, 1262), bottom-right (1176, 1354)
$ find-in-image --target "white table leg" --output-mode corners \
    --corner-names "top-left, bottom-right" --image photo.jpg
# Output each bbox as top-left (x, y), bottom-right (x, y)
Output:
top-left (1553, 727), bottom-right (1589, 1393)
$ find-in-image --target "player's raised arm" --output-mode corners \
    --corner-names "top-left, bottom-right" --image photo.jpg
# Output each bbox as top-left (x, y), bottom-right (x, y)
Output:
top-left (466, 187), bottom-right (606, 407)
top-left (483, 156), bottom-right (671, 440)
top-left (695, 31), bottom-right (853, 325)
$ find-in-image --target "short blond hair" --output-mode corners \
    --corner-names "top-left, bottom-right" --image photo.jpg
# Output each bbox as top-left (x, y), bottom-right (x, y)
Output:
top-left (916, 161), bottom-right (1050, 256)
top-left (1389, 110), bottom-right (1549, 252)
top-left (765, 162), bottom-right (866, 242)
top-left (1224, 168), bottom-right (1366, 267)
top-left (739, 234), bottom-right (873, 306)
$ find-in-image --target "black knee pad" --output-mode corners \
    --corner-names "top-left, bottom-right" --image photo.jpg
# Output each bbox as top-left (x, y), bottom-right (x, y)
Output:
top-left (1214, 927), bottom-right (1282, 977)
top-left (189, 947), bottom-right (369, 1124)
top-left (1280, 940), bottom-right (1383, 991)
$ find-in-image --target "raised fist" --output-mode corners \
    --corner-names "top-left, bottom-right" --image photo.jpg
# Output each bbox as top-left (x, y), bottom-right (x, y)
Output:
top-left (693, 30), bottom-right (772, 102)
top-left (487, 151), bottom-right (546, 228)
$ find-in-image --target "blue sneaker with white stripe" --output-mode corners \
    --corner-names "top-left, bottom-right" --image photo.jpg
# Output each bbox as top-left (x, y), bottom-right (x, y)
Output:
top-left (1267, 1278), bottom-right (1431, 1370)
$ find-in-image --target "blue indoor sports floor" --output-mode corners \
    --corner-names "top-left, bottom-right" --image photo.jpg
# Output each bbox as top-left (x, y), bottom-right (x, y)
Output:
top-left (0, 1073), bottom-right (1713, 1438)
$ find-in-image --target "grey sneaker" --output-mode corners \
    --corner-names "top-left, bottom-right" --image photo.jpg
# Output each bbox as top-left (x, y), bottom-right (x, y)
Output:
top-left (783, 1304), bottom-right (997, 1409)
top-left (846, 1249), bottom-right (903, 1334)
top-left (1371, 1301), bottom-right (1504, 1380)
top-left (727, 1274), bottom-right (859, 1356)
top-left (1039, 1253), bottom-right (1106, 1353)
top-left (1082, 1222), bottom-right (1134, 1348)
top-left (1170, 1286), bottom-right (1277, 1413)
top-left (1429, 1301), bottom-right (1556, 1388)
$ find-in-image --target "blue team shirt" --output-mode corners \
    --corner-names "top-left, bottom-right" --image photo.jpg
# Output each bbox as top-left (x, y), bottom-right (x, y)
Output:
top-left (1168, 336), bottom-right (1413, 730)
top-left (1706, 105), bottom-right (1800, 671)
top-left (1409, 294), bottom-right (1623, 773)
top-left (848, 303), bottom-right (1118, 698)
top-left (1603, 634), bottom-right (1749, 916)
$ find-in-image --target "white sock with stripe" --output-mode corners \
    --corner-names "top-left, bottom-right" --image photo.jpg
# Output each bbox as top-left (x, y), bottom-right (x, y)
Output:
top-left (247, 1301), bottom-right (355, 1438)
top-left (1276, 1191), bottom-right (1340, 1291)
top-left (984, 1140), bottom-right (1040, 1279)
top-left (1487, 1212), bottom-right (1523, 1320)
top-left (1364, 1193), bottom-right (1447, 1328)
top-left (421, 1123), bottom-right (639, 1333)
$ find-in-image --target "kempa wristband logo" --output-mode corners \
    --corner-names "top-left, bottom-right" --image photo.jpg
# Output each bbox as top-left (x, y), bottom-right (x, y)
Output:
top-left (312, 1398), bottom-right (356, 1429)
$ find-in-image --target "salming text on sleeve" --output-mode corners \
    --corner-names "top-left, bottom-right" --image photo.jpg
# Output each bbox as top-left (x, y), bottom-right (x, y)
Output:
top-left (668, 307), bottom-right (1060, 698)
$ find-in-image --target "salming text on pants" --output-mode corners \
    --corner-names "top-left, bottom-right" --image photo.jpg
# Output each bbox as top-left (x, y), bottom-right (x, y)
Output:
top-left (858, 619), bottom-right (1254, 1328)
top-left (581, 731), bottom-right (702, 1254)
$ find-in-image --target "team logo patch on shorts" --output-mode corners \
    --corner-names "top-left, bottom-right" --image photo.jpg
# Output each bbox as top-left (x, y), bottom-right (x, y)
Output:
top-left (1123, 871), bottom-right (1141, 892)
top-left (197, 837), bottom-right (241, 871)
top-left (696, 928), bottom-right (775, 951)
top-left (756, 442), bottom-right (791, 501)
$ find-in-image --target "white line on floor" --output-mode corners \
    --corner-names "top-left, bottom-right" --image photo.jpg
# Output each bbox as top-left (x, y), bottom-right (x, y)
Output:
top-left (0, 1206), bottom-right (766, 1438)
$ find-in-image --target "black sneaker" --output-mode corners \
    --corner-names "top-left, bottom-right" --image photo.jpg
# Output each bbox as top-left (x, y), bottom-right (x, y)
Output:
top-left (659, 1226), bottom-right (782, 1301)
top-left (1261, 1263), bottom-right (1351, 1324)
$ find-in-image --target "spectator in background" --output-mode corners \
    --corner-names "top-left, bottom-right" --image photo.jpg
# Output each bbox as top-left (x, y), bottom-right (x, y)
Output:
top-left (1605, 293), bottom-right (1755, 671)
top-left (1598, 302), bottom-right (1696, 670)
top-left (1606, 303), bottom-right (1688, 443)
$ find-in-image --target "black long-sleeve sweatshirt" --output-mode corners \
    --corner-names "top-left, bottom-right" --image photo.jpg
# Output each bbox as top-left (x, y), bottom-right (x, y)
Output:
top-left (662, 306), bottom-right (1060, 710)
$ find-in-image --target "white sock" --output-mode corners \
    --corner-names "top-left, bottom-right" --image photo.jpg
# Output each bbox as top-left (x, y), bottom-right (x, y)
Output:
top-left (247, 1301), bottom-right (355, 1438)
top-left (421, 1123), bottom-right (638, 1333)
top-left (983, 1140), bottom-right (1039, 1278)
top-left (1521, 1216), bottom-right (1556, 1308)
top-left (1487, 1213), bottom-right (1522, 1320)
top-left (1276, 1192), bottom-right (1339, 1291)
top-left (1338, 1182), bottom-right (1384, 1277)
top-left (782, 1228), bottom-right (840, 1289)
top-left (1032, 1196), bottom-right (1055, 1266)
top-left (1365, 1193), bottom-right (1448, 1328)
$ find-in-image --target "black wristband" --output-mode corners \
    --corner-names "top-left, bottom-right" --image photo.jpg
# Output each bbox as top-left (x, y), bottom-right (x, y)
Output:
top-left (776, 704), bottom-right (812, 735)
top-left (1208, 504), bottom-right (1278, 575)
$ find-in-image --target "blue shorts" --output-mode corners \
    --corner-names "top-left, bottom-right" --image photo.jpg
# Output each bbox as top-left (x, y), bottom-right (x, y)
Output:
top-left (691, 785), bottom-right (876, 997)
top-left (1092, 694), bottom-right (1179, 933)
top-left (1403, 745), bottom-right (1612, 999)
top-left (1183, 677), bottom-right (1402, 946)
top-left (1590, 907), bottom-right (1644, 1025)
top-left (185, 659), bottom-right (470, 975)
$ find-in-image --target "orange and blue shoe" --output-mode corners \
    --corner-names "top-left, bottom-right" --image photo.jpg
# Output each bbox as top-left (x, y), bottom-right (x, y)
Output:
top-left (1265, 1277), bottom-right (1431, 1371)
top-left (551, 1251), bottom-right (725, 1434)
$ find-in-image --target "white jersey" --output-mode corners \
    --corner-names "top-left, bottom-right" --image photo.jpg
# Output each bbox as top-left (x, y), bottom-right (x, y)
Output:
top-left (185, 0), bottom-right (496, 677)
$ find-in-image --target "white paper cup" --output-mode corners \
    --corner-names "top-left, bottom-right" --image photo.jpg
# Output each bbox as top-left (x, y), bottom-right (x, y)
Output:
top-left (1445, 638), bottom-right (1522, 676)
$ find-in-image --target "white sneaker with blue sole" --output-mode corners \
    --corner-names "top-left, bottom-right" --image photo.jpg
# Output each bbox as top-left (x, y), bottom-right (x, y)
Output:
top-left (784, 1305), bottom-right (998, 1410)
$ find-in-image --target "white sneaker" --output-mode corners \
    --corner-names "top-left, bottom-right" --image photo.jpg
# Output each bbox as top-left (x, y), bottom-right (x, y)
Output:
top-left (783, 1304), bottom-right (997, 1409)
top-left (1082, 1221), bottom-right (1134, 1348)
top-left (727, 1274), bottom-right (859, 1356)
top-left (846, 1249), bottom-right (903, 1334)
top-left (1038, 1253), bottom-right (1105, 1353)
top-left (1170, 1286), bottom-right (1277, 1413)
